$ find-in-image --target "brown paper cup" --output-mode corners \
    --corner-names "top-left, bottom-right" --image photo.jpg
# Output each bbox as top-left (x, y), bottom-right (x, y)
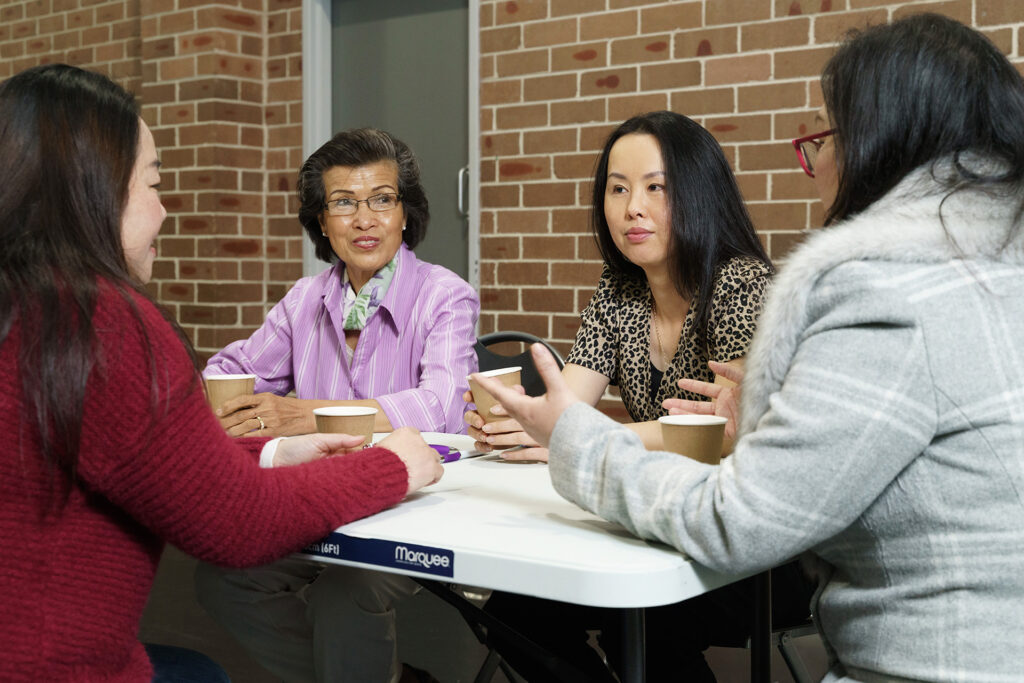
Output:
top-left (205, 374), bottom-right (256, 411)
top-left (313, 407), bottom-right (378, 446)
top-left (469, 366), bottom-right (522, 424)
top-left (658, 415), bottom-right (728, 465)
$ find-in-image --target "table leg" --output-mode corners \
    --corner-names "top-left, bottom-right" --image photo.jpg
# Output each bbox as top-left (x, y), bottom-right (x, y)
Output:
top-left (750, 570), bottom-right (771, 683)
top-left (618, 607), bottom-right (646, 683)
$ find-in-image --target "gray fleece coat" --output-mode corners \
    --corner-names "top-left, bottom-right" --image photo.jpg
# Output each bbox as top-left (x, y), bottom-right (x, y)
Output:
top-left (549, 162), bottom-right (1024, 682)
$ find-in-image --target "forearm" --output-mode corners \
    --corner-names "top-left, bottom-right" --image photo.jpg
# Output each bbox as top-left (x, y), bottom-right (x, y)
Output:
top-left (624, 420), bottom-right (662, 449)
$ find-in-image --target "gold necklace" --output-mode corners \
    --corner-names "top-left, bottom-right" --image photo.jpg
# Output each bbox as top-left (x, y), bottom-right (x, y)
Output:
top-left (651, 299), bottom-right (666, 366)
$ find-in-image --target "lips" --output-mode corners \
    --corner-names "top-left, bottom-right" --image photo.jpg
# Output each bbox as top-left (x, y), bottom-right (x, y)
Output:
top-left (625, 227), bottom-right (652, 244)
top-left (353, 236), bottom-right (380, 250)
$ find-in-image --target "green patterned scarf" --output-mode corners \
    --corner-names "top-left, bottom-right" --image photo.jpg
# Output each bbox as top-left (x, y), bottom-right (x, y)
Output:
top-left (342, 254), bottom-right (398, 330)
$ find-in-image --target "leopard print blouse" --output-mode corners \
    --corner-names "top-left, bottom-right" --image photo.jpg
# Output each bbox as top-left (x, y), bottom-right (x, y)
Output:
top-left (566, 256), bottom-right (773, 422)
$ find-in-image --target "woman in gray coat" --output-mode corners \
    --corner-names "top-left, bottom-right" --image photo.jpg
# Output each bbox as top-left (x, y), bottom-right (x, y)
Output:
top-left (476, 14), bottom-right (1024, 683)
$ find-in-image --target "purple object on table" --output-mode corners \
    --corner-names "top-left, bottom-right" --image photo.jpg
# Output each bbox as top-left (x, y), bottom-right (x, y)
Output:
top-left (429, 444), bottom-right (461, 463)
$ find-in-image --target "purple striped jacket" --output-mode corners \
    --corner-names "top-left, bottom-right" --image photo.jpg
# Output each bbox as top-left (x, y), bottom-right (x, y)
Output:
top-left (205, 244), bottom-right (479, 433)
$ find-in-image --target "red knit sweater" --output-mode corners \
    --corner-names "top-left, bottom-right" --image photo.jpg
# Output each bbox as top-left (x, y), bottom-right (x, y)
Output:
top-left (0, 285), bottom-right (410, 681)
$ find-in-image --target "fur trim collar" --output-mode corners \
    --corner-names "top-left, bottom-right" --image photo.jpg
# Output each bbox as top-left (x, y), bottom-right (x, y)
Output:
top-left (738, 162), bottom-right (1024, 435)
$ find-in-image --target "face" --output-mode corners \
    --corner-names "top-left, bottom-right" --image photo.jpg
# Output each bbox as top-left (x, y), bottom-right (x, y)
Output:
top-left (603, 133), bottom-right (673, 274)
top-left (812, 106), bottom-right (838, 211)
top-left (121, 120), bottom-right (166, 284)
top-left (317, 161), bottom-right (406, 292)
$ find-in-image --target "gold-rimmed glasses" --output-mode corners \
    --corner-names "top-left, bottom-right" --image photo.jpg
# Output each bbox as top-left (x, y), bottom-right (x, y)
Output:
top-left (324, 192), bottom-right (402, 217)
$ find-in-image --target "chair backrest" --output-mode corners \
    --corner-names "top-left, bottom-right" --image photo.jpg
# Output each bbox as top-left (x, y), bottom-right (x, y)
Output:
top-left (474, 331), bottom-right (566, 397)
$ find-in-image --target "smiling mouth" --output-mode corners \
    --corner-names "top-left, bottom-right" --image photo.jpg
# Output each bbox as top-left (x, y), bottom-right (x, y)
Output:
top-left (353, 237), bottom-right (380, 249)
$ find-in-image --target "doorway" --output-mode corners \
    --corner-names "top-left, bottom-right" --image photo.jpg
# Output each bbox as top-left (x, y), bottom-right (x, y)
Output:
top-left (330, 0), bottom-right (470, 281)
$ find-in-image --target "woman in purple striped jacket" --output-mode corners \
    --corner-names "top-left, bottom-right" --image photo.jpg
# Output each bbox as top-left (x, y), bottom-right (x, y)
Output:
top-left (196, 128), bottom-right (478, 683)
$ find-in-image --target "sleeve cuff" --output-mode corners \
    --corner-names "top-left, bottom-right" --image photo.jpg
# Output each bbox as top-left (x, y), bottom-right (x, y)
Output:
top-left (259, 437), bottom-right (287, 468)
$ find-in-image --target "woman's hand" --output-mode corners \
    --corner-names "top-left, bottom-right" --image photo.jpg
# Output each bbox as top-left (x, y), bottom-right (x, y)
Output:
top-left (663, 360), bottom-right (744, 442)
top-left (463, 387), bottom-right (541, 453)
top-left (272, 432), bottom-right (368, 467)
top-left (377, 427), bottom-right (444, 494)
top-left (470, 344), bottom-right (578, 452)
top-left (216, 392), bottom-right (316, 437)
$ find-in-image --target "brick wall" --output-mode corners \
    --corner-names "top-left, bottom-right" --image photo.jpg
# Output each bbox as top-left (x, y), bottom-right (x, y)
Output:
top-left (1, 0), bottom-right (305, 361)
top-left (477, 0), bottom-right (1024, 364)
top-left (5, 0), bottom-right (1024, 371)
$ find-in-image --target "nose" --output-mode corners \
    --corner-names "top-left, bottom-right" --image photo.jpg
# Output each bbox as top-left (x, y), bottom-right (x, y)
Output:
top-left (626, 194), bottom-right (646, 219)
top-left (350, 200), bottom-right (376, 228)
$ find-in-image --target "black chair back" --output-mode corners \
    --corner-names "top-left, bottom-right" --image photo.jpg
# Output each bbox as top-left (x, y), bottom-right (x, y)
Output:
top-left (473, 331), bottom-right (566, 397)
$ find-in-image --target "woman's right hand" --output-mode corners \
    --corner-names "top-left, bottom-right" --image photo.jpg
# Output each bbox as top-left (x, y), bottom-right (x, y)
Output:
top-left (462, 389), bottom-right (541, 453)
top-left (377, 427), bottom-right (444, 495)
top-left (664, 360), bottom-right (744, 442)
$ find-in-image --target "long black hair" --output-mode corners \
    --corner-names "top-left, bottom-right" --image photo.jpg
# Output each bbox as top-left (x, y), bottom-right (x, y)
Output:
top-left (822, 13), bottom-right (1024, 226)
top-left (591, 111), bottom-right (771, 346)
top-left (0, 64), bottom-right (192, 490)
top-left (297, 128), bottom-right (430, 263)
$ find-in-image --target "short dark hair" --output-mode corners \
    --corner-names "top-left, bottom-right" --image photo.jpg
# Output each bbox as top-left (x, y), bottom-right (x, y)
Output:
top-left (297, 128), bottom-right (429, 263)
top-left (591, 111), bottom-right (771, 345)
top-left (822, 13), bottom-right (1024, 225)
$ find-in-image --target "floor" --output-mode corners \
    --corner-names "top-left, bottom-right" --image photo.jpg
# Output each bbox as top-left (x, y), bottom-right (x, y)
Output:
top-left (139, 546), bottom-right (828, 682)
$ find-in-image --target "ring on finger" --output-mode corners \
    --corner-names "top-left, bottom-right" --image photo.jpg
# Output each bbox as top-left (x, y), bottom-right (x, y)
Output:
top-left (256, 415), bottom-right (266, 431)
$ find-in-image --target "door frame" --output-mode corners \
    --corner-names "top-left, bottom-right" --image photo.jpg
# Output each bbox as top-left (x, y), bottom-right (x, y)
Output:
top-left (300, 0), bottom-right (480, 291)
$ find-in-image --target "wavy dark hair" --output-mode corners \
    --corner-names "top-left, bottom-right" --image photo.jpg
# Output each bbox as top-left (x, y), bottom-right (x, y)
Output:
top-left (822, 13), bottom-right (1024, 226)
top-left (297, 128), bottom-right (429, 263)
top-left (0, 64), bottom-right (193, 492)
top-left (591, 111), bottom-right (771, 347)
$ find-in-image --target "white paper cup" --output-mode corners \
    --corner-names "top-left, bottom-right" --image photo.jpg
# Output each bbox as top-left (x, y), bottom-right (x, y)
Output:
top-left (468, 366), bottom-right (522, 424)
top-left (658, 414), bottom-right (728, 465)
top-left (313, 406), bottom-right (378, 446)
top-left (204, 374), bottom-right (256, 411)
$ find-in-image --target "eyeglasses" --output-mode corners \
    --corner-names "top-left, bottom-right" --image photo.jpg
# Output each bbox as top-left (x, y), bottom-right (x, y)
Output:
top-left (791, 129), bottom-right (834, 178)
top-left (324, 192), bottom-right (402, 216)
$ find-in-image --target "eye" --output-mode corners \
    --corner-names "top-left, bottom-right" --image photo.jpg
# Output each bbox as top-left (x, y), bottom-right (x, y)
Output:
top-left (333, 198), bottom-right (355, 208)
top-left (647, 183), bottom-right (664, 193)
top-left (608, 184), bottom-right (627, 195)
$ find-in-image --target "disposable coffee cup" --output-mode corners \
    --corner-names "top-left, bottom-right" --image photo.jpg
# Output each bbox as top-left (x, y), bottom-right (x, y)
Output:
top-left (658, 415), bottom-right (728, 465)
top-left (313, 406), bottom-right (378, 446)
top-left (205, 374), bottom-right (256, 411)
top-left (469, 366), bottom-right (522, 424)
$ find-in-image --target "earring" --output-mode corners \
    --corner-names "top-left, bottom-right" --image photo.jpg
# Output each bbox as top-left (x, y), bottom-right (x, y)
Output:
top-left (321, 232), bottom-right (327, 237)
top-left (402, 225), bottom-right (407, 232)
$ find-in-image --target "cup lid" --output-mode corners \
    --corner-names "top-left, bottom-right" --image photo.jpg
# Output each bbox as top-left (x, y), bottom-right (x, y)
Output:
top-left (472, 366), bottom-right (522, 379)
top-left (658, 414), bottom-right (728, 426)
top-left (313, 406), bottom-right (378, 417)
top-left (205, 373), bottom-right (257, 381)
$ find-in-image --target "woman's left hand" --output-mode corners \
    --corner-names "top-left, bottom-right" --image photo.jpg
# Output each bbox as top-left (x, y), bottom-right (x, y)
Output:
top-left (272, 432), bottom-right (368, 467)
top-left (663, 360), bottom-right (744, 442)
top-left (217, 392), bottom-right (316, 437)
top-left (470, 344), bottom-right (578, 450)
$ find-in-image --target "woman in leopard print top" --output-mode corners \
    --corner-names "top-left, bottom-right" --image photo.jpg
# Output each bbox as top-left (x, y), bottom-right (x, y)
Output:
top-left (467, 110), bottom-right (772, 456)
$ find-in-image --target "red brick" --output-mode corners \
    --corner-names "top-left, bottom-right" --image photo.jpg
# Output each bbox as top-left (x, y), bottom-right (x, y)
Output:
top-left (496, 210), bottom-right (550, 233)
top-left (579, 123), bottom-right (618, 151)
top-left (482, 25), bottom-right (521, 53)
top-left (523, 17), bottom-right (577, 47)
top-left (554, 152), bottom-right (600, 179)
top-left (640, 2), bottom-right (701, 33)
top-left (773, 46), bottom-right (836, 79)
top-left (522, 235), bottom-right (575, 260)
top-left (498, 157), bottom-right (551, 181)
top-left (706, 53), bottom-right (771, 85)
top-left (495, 313), bottom-right (550, 339)
top-left (738, 81), bottom-right (808, 112)
top-left (524, 128), bottom-right (578, 154)
top-left (482, 132), bottom-right (522, 157)
top-left (771, 171), bottom-right (819, 200)
top-left (735, 173), bottom-right (768, 201)
top-left (608, 92), bottom-right (667, 121)
top-left (550, 0), bottom-right (605, 17)
top-left (581, 10), bottom-right (638, 40)
top-left (982, 28), bottom-right (1014, 55)
top-left (496, 48), bottom-right (549, 77)
top-left (551, 260), bottom-right (603, 285)
top-left (814, 9), bottom-right (888, 45)
top-left (581, 67), bottom-right (637, 96)
top-left (741, 17), bottom-right (811, 50)
top-left (496, 103), bottom-right (548, 129)
top-left (640, 61), bottom-right (700, 90)
top-left (768, 230), bottom-right (811, 260)
top-left (675, 26), bottom-right (738, 59)
top-left (482, 184), bottom-right (521, 208)
top-left (706, 0), bottom-right (770, 25)
top-left (497, 262), bottom-right (549, 285)
top-left (494, 0), bottom-right (548, 26)
top-left (704, 114), bottom-right (771, 143)
top-left (978, 0), bottom-right (1024, 25)
top-left (523, 182), bottom-right (577, 207)
top-left (738, 142), bottom-right (797, 172)
top-left (671, 87), bottom-right (735, 116)
top-left (747, 201), bottom-right (807, 231)
top-left (524, 73), bottom-right (577, 101)
top-left (611, 34), bottom-right (671, 65)
top-left (479, 287), bottom-right (520, 310)
top-left (521, 286), bottom-right (575, 312)
top-left (553, 208), bottom-right (591, 233)
top-left (481, 236), bottom-right (521, 260)
top-left (551, 98), bottom-right (606, 125)
top-left (552, 42), bottom-right (606, 72)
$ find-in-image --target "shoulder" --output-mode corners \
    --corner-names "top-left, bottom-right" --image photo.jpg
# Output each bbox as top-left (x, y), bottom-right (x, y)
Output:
top-left (713, 256), bottom-right (773, 292)
top-left (591, 265), bottom-right (647, 305)
top-left (402, 250), bottom-right (478, 304)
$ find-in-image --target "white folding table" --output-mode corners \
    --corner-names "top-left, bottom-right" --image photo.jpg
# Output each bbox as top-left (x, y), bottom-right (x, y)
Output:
top-left (296, 454), bottom-right (769, 682)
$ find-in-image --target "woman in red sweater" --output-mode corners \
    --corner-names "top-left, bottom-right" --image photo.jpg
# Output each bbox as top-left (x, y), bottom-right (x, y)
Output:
top-left (0, 64), bottom-right (443, 682)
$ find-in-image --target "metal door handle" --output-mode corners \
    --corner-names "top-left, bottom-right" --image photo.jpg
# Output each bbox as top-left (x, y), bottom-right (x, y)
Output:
top-left (457, 165), bottom-right (469, 218)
